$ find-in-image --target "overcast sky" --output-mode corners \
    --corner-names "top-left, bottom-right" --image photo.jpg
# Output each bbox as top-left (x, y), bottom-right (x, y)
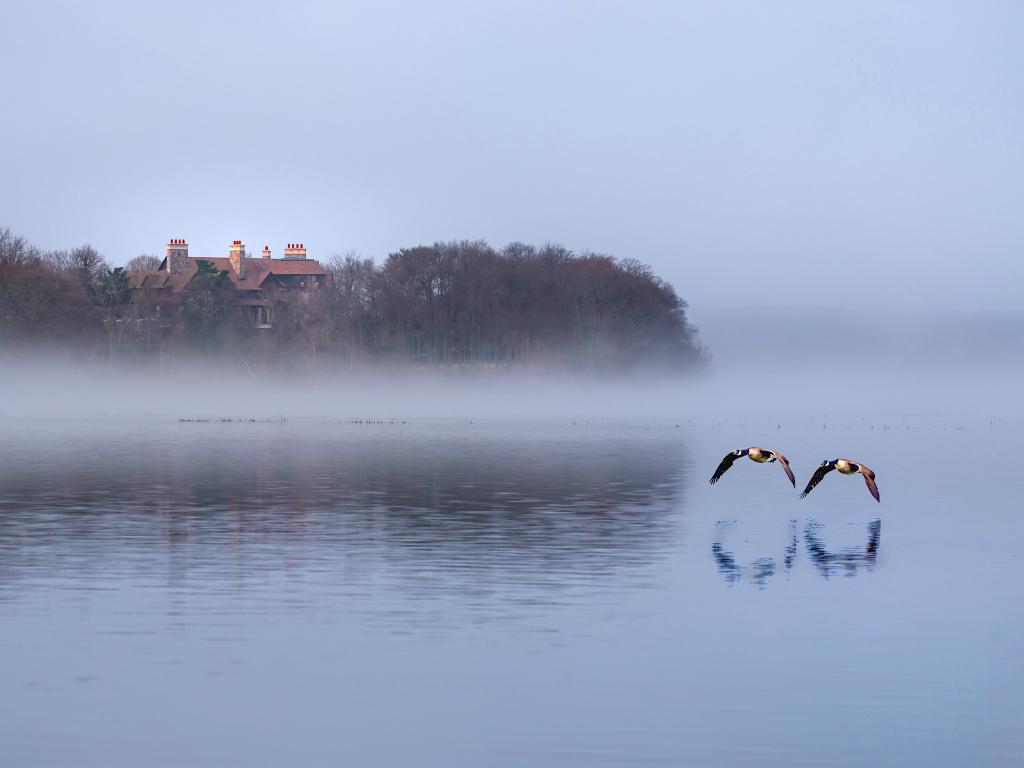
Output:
top-left (2, 1), bottom-right (1021, 312)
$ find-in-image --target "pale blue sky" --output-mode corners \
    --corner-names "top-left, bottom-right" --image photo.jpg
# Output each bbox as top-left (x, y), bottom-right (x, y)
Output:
top-left (2, 1), bottom-right (1021, 311)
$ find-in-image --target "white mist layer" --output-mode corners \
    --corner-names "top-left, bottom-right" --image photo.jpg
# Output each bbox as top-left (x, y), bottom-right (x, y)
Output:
top-left (2, 354), bottom-right (1020, 423)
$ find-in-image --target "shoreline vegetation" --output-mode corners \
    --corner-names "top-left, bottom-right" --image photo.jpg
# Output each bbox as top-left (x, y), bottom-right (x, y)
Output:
top-left (0, 227), bottom-right (706, 372)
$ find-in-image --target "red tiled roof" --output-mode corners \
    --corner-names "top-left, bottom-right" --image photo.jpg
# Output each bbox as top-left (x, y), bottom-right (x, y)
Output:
top-left (259, 259), bottom-right (328, 275)
top-left (127, 271), bottom-right (168, 290)
top-left (142, 256), bottom-right (328, 292)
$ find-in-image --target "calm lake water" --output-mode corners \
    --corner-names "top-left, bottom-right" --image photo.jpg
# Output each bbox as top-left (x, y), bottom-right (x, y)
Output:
top-left (1, 415), bottom-right (1021, 767)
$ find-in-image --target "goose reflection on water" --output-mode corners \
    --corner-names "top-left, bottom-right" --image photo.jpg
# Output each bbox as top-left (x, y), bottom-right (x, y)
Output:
top-left (710, 542), bottom-right (742, 585)
top-left (712, 518), bottom-right (881, 587)
top-left (804, 518), bottom-right (881, 579)
top-left (711, 520), bottom-right (799, 589)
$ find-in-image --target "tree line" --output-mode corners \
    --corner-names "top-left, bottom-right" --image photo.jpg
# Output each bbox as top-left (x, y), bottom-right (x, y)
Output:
top-left (0, 227), bottom-right (707, 370)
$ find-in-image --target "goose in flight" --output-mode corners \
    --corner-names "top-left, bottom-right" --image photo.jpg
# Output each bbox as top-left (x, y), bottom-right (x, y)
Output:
top-left (709, 447), bottom-right (795, 488)
top-left (800, 459), bottom-right (880, 502)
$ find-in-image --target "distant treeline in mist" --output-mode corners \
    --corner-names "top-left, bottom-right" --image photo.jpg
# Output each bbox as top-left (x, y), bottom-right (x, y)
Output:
top-left (0, 227), bottom-right (705, 370)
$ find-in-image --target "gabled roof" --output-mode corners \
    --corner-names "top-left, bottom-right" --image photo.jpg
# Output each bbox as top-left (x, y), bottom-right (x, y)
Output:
top-left (140, 256), bottom-right (328, 292)
top-left (128, 269), bottom-right (187, 291)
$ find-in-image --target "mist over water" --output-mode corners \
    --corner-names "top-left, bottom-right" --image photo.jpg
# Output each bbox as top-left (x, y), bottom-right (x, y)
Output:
top-left (698, 305), bottom-right (1024, 374)
top-left (4, 308), bottom-right (1023, 422)
top-left (1, 338), bottom-right (1023, 767)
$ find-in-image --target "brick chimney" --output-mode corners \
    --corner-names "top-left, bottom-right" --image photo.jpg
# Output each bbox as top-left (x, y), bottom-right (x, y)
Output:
top-left (166, 238), bottom-right (189, 273)
top-left (261, 245), bottom-right (271, 260)
top-left (229, 239), bottom-right (246, 278)
top-left (282, 242), bottom-right (307, 260)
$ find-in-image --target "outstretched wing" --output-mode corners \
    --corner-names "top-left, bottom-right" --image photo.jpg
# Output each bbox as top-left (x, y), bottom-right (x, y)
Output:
top-left (800, 462), bottom-right (835, 498)
top-left (709, 450), bottom-right (747, 485)
top-left (859, 466), bottom-right (880, 503)
top-left (770, 450), bottom-right (796, 487)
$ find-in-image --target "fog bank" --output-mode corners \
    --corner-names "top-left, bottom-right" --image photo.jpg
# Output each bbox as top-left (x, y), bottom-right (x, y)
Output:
top-left (697, 306), bottom-right (1024, 375)
top-left (3, 344), bottom-right (1021, 423)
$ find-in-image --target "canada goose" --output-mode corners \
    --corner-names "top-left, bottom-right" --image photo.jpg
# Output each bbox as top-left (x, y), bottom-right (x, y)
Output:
top-left (800, 459), bottom-right (880, 502)
top-left (709, 447), bottom-right (795, 488)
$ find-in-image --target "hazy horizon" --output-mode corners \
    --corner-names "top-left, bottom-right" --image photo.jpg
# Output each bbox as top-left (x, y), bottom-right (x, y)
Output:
top-left (3, 1), bottom-right (1022, 313)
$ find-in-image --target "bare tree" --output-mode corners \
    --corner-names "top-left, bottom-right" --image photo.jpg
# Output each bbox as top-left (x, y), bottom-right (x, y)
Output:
top-left (97, 267), bottom-right (132, 359)
top-left (0, 226), bottom-right (39, 266)
top-left (0, 228), bottom-right (104, 351)
top-left (68, 245), bottom-right (107, 288)
top-left (126, 254), bottom-right (161, 271)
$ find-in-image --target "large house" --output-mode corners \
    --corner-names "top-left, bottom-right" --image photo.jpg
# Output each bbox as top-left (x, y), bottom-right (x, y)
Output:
top-left (129, 238), bottom-right (328, 328)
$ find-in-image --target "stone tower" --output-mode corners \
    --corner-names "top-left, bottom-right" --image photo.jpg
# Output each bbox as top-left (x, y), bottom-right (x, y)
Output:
top-left (229, 239), bottom-right (246, 278)
top-left (166, 238), bottom-right (189, 273)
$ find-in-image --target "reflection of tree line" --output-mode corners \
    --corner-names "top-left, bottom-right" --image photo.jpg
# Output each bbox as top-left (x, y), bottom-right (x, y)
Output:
top-left (712, 519), bottom-right (881, 587)
top-left (0, 434), bottom-right (687, 591)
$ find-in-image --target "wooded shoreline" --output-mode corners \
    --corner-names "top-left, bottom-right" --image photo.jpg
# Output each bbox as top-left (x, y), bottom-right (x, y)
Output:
top-left (1, 227), bottom-right (707, 371)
